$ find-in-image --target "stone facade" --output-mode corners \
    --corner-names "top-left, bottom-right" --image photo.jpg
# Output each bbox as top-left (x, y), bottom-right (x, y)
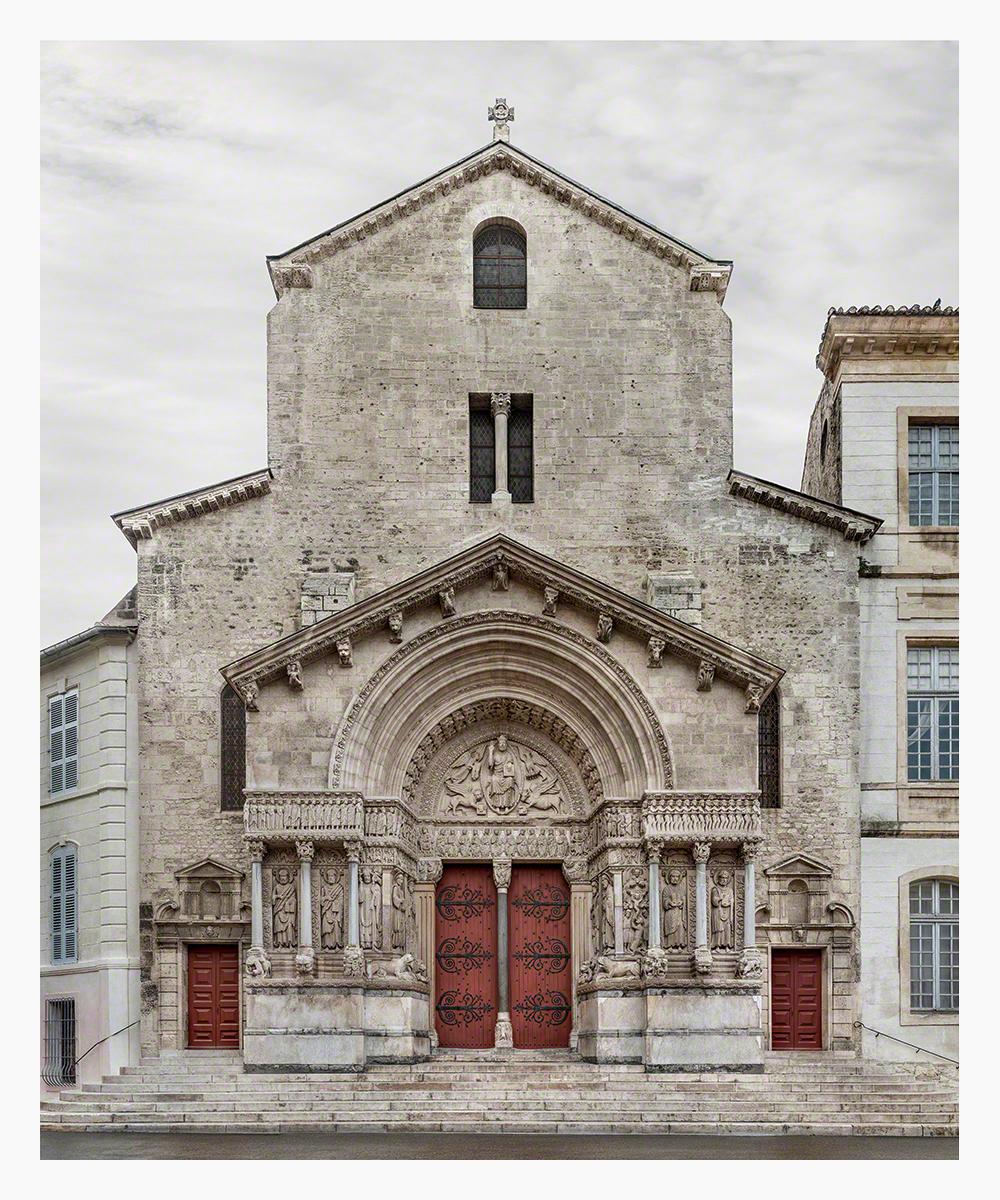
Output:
top-left (39, 594), bottom-right (141, 1087)
top-left (803, 306), bottom-right (959, 1063)
top-left (78, 135), bottom-right (897, 1072)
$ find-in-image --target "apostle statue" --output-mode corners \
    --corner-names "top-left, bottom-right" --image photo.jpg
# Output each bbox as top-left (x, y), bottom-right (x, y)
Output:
top-left (662, 867), bottom-right (688, 949)
top-left (390, 872), bottom-right (407, 951)
top-left (360, 867), bottom-right (382, 950)
top-left (710, 868), bottom-right (735, 950)
top-left (319, 867), bottom-right (345, 951)
top-left (271, 867), bottom-right (297, 949)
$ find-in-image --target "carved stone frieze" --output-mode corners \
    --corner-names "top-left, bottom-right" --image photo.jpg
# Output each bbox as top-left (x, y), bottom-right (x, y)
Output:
top-left (642, 793), bottom-right (762, 845)
top-left (244, 791), bottom-right (364, 842)
top-left (418, 823), bottom-right (587, 864)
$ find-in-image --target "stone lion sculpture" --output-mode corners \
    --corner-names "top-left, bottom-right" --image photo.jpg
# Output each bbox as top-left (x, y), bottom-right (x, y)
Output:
top-left (593, 954), bottom-right (641, 980)
top-left (367, 952), bottom-right (428, 983)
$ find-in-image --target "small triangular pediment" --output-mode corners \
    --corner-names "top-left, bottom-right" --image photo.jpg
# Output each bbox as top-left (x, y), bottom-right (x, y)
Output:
top-left (764, 854), bottom-right (833, 878)
top-left (222, 533), bottom-right (782, 703)
top-left (175, 857), bottom-right (244, 882)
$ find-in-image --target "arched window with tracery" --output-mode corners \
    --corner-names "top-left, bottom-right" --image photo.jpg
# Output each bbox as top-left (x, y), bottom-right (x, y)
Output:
top-left (473, 223), bottom-right (526, 309)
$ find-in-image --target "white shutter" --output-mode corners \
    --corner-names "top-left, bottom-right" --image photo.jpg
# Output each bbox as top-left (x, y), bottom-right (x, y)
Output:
top-left (51, 847), bottom-right (77, 964)
top-left (49, 690), bottom-right (78, 794)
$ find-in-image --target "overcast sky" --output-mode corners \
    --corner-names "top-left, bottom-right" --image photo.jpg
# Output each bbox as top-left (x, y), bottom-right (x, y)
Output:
top-left (40, 41), bottom-right (958, 646)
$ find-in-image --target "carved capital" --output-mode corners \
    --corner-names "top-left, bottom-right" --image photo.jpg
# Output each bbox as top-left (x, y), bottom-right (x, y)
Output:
top-left (697, 660), bottom-right (715, 692)
top-left (647, 636), bottom-right (666, 668)
top-left (596, 613), bottom-right (613, 644)
top-left (745, 683), bottom-right (764, 714)
top-left (692, 841), bottom-right (712, 864)
top-left (417, 857), bottom-right (444, 883)
top-left (542, 586), bottom-right (559, 616)
top-left (439, 588), bottom-right (456, 619)
top-left (295, 839), bottom-right (315, 862)
top-left (344, 840), bottom-right (362, 863)
top-left (243, 681), bottom-right (259, 712)
top-left (646, 839), bottom-right (664, 864)
top-left (561, 857), bottom-right (589, 885)
top-left (742, 840), bottom-right (762, 863)
top-left (245, 838), bottom-right (265, 863)
top-left (336, 638), bottom-right (353, 668)
top-left (286, 660), bottom-right (304, 690)
top-left (388, 611), bottom-right (404, 643)
top-left (493, 859), bottom-right (512, 890)
top-left (490, 392), bottom-right (512, 418)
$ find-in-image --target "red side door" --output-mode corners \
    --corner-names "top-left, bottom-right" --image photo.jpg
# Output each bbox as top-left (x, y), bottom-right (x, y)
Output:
top-left (771, 949), bottom-right (823, 1050)
top-left (434, 865), bottom-right (498, 1048)
top-left (509, 864), bottom-right (572, 1049)
top-left (187, 945), bottom-right (240, 1048)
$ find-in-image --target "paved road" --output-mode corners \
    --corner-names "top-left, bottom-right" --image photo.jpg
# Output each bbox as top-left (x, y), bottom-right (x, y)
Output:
top-left (41, 1132), bottom-right (958, 1160)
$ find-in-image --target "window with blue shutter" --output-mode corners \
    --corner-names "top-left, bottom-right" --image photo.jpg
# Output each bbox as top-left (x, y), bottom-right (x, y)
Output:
top-left (51, 846), bottom-right (78, 964)
top-left (49, 689), bottom-right (79, 795)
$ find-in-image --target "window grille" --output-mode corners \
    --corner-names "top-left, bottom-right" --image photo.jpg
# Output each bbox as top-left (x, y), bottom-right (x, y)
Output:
top-left (908, 423), bottom-right (958, 526)
top-left (49, 689), bottom-right (79, 795)
top-left (473, 224), bottom-right (527, 309)
top-left (758, 688), bottom-right (781, 808)
top-left (906, 646), bottom-right (958, 781)
top-left (508, 396), bottom-right (534, 504)
top-left (909, 879), bottom-right (958, 1012)
top-left (42, 998), bottom-right (77, 1086)
top-left (220, 685), bottom-right (247, 812)
top-left (469, 398), bottom-right (496, 502)
top-left (51, 845), bottom-right (77, 964)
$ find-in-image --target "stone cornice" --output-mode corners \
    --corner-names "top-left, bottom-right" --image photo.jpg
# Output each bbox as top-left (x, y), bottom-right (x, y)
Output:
top-left (728, 471), bottom-right (881, 542)
top-left (112, 469), bottom-right (273, 546)
top-left (221, 533), bottom-right (783, 703)
top-left (267, 141), bottom-right (731, 302)
top-left (816, 305), bottom-right (959, 379)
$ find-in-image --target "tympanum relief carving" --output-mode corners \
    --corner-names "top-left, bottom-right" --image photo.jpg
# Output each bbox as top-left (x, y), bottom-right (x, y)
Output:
top-left (441, 735), bottom-right (564, 819)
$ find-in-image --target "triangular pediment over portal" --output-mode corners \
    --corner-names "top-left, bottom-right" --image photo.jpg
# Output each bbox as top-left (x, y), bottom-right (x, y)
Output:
top-left (764, 854), bottom-right (833, 878)
top-left (221, 533), bottom-right (782, 707)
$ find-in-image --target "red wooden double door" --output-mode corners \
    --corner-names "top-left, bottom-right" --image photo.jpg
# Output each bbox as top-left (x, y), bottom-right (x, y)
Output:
top-left (434, 864), bottom-right (572, 1049)
top-left (770, 949), bottom-right (823, 1050)
top-left (187, 944), bottom-right (240, 1048)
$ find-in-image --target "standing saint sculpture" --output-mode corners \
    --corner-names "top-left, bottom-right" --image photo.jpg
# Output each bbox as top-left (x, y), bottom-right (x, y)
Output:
top-left (710, 868), bottom-right (735, 950)
top-left (662, 867), bottom-right (688, 949)
top-left (390, 872), bottom-right (407, 951)
top-left (601, 873), bottom-right (616, 952)
top-left (360, 867), bottom-right (382, 950)
top-left (319, 867), bottom-right (345, 951)
top-left (271, 867), bottom-right (297, 949)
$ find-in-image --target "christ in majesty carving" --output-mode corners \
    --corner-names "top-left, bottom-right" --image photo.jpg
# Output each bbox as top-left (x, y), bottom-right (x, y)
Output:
top-left (441, 734), bottom-right (563, 818)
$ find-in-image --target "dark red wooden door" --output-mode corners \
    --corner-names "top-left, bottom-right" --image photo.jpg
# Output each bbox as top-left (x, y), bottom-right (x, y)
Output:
top-left (434, 865), bottom-right (498, 1048)
top-left (187, 945), bottom-right (240, 1048)
top-left (771, 949), bottom-right (823, 1049)
top-left (509, 865), bottom-right (572, 1049)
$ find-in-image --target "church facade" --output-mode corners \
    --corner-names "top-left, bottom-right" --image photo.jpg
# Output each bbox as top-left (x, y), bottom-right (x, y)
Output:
top-left (63, 109), bottom-right (931, 1076)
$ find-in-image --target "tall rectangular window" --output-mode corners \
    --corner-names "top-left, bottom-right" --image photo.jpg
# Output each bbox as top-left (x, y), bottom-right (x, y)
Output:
top-left (910, 879), bottom-right (958, 1012)
top-left (469, 398), bottom-right (496, 503)
top-left (48, 689), bottom-right (79, 795)
top-left (508, 396), bottom-right (534, 504)
top-left (758, 688), bottom-right (781, 808)
top-left (220, 685), bottom-right (247, 812)
top-left (51, 845), bottom-right (78, 964)
top-left (908, 423), bottom-right (958, 526)
top-left (906, 646), bottom-right (959, 781)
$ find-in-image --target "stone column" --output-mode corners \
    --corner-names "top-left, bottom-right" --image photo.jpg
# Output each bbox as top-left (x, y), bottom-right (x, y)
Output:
top-left (563, 859), bottom-right (591, 1051)
top-left (416, 858), bottom-right (443, 1049)
top-left (613, 869), bottom-right (625, 956)
top-left (295, 840), bottom-right (315, 974)
top-left (491, 392), bottom-right (512, 502)
top-left (342, 841), bottom-right (364, 977)
top-left (493, 859), bottom-right (513, 1050)
top-left (647, 841), bottom-right (663, 950)
top-left (738, 842), bottom-right (763, 980)
top-left (693, 841), bottom-right (712, 975)
top-left (244, 839), bottom-right (270, 978)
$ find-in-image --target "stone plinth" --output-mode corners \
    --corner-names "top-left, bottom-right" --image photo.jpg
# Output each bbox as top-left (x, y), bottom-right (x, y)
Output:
top-left (576, 986), bottom-right (645, 1064)
top-left (243, 982), bottom-right (366, 1072)
top-left (364, 987), bottom-right (432, 1064)
top-left (644, 986), bottom-right (764, 1072)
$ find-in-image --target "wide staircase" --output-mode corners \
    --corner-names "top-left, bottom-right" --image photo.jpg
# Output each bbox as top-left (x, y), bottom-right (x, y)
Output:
top-left (41, 1049), bottom-right (958, 1136)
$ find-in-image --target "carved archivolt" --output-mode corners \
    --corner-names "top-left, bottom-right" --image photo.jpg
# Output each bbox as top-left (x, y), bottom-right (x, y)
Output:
top-left (328, 610), bottom-right (674, 795)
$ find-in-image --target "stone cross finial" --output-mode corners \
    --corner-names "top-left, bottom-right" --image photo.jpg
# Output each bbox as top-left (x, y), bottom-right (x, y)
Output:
top-left (489, 98), bottom-right (514, 143)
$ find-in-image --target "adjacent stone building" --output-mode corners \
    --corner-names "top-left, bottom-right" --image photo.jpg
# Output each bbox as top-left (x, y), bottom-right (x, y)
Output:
top-left (42, 108), bottom-right (957, 1080)
top-left (803, 304), bottom-right (959, 1062)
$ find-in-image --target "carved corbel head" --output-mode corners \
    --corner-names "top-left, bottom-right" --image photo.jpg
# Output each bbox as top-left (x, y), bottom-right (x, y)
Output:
top-left (647, 636), bottom-right (666, 668)
top-left (542, 586), bottom-right (559, 616)
top-left (596, 613), bottom-right (613, 644)
top-left (744, 683), bottom-right (764, 714)
top-left (439, 588), bottom-right (456, 619)
top-left (286, 660), bottom-right (304, 690)
top-left (697, 660), bottom-right (715, 692)
top-left (336, 638), bottom-right (353, 668)
top-left (388, 611), bottom-right (404, 643)
top-left (243, 681), bottom-right (259, 712)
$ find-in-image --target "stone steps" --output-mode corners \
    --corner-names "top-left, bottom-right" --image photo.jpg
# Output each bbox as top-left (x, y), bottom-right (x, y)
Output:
top-left (42, 1053), bottom-right (957, 1137)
